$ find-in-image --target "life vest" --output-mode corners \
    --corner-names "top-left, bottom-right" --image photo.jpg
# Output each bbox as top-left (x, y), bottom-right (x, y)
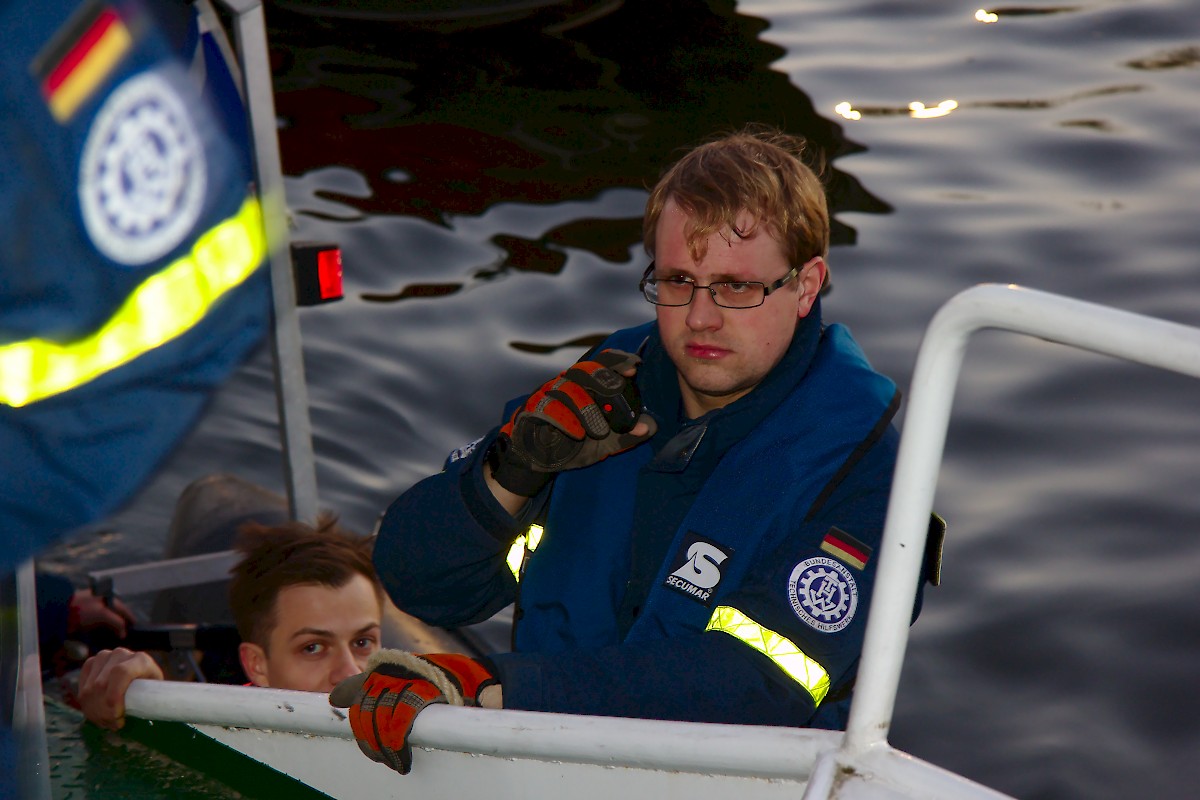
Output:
top-left (513, 323), bottom-right (898, 661)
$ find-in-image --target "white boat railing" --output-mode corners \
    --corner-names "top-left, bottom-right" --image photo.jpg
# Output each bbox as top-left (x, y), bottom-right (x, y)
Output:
top-left (801, 282), bottom-right (1200, 796)
top-left (11, 561), bottom-right (50, 800)
top-left (217, 0), bottom-right (319, 523)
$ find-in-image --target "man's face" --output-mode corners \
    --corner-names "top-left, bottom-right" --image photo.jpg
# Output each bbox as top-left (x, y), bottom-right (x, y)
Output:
top-left (653, 199), bottom-right (825, 418)
top-left (243, 573), bottom-right (382, 693)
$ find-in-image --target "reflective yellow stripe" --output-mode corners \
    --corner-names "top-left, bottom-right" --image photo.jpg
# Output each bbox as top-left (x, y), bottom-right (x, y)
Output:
top-left (505, 524), bottom-right (545, 581)
top-left (705, 605), bottom-right (831, 706)
top-left (0, 197), bottom-right (266, 408)
top-left (506, 534), bottom-right (527, 579)
top-left (526, 523), bottom-right (544, 552)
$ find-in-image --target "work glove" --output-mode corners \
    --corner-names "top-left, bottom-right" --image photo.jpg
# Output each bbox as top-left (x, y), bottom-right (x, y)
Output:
top-left (329, 650), bottom-right (496, 775)
top-left (489, 349), bottom-right (657, 496)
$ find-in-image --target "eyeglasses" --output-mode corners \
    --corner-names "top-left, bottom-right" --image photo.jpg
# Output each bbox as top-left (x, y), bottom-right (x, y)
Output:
top-left (639, 262), bottom-right (800, 309)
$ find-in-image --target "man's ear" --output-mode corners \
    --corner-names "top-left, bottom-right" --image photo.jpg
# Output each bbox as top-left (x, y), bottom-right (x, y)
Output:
top-left (796, 256), bottom-right (827, 318)
top-left (239, 642), bottom-right (270, 687)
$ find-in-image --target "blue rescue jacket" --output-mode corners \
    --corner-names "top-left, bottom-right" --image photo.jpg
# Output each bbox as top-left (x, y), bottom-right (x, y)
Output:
top-left (375, 303), bottom-right (930, 728)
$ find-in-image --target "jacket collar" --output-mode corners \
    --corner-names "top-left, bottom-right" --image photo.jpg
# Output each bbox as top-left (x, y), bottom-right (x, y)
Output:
top-left (641, 297), bottom-right (824, 472)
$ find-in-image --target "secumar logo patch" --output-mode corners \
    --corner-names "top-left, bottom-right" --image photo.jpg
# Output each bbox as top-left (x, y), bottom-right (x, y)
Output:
top-left (788, 556), bottom-right (858, 633)
top-left (79, 71), bottom-right (206, 266)
top-left (664, 532), bottom-right (732, 607)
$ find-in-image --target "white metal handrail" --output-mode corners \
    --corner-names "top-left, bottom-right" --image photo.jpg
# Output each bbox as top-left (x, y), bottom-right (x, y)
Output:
top-left (842, 283), bottom-right (1200, 757)
top-left (218, 0), bottom-right (319, 523)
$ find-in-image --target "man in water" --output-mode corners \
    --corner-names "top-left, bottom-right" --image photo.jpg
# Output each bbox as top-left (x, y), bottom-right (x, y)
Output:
top-left (336, 125), bottom-right (938, 772)
top-left (78, 515), bottom-right (383, 729)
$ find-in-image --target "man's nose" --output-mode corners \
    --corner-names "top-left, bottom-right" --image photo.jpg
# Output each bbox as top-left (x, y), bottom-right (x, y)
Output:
top-left (685, 286), bottom-right (723, 330)
top-left (329, 646), bottom-right (362, 686)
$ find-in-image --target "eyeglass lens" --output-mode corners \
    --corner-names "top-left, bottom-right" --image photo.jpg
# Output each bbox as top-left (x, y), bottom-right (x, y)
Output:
top-left (646, 278), bottom-right (765, 308)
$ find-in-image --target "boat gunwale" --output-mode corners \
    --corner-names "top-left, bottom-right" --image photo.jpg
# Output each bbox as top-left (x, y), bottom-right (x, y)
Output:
top-left (124, 678), bottom-right (836, 780)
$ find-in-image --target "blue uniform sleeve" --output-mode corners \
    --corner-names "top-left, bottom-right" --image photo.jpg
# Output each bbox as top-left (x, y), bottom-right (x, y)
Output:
top-left (373, 430), bottom-right (546, 628)
top-left (490, 630), bottom-right (818, 725)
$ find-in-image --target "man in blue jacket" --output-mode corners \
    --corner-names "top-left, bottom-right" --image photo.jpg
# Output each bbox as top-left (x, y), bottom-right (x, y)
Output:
top-left (333, 125), bottom-right (934, 775)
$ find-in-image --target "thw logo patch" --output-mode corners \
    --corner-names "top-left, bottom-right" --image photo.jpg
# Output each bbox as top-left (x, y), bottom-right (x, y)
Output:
top-left (663, 532), bottom-right (732, 606)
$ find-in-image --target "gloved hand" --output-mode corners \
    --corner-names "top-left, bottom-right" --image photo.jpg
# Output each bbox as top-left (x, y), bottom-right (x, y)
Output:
top-left (489, 349), bottom-right (657, 496)
top-left (329, 649), bottom-right (497, 775)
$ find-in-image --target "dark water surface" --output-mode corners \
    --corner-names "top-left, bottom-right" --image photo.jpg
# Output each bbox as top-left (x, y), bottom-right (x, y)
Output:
top-left (42, 2), bottom-right (1200, 798)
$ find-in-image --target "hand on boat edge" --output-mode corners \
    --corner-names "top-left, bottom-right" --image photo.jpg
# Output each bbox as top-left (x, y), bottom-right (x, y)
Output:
top-left (329, 649), bottom-right (498, 774)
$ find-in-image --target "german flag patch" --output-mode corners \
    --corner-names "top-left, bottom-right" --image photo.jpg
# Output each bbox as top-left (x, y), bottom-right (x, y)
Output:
top-left (819, 527), bottom-right (871, 571)
top-left (30, 2), bottom-right (132, 123)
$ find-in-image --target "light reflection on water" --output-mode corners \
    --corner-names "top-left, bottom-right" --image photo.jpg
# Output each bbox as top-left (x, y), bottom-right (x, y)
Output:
top-left (44, 1), bottom-right (1200, 797)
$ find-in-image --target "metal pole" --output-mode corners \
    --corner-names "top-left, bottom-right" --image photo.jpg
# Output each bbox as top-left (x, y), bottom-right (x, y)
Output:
top-left (13, 560), bottom-right (51, 800)
top-left (221, 0), bottom-right (319, 522)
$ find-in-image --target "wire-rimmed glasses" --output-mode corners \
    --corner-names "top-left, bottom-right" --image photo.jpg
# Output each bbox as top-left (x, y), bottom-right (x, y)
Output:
top-left (639, 262), bottom-right (800, 309)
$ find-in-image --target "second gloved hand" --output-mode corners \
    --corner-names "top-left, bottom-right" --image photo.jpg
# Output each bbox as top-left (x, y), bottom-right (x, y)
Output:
top-left (489, 349), bottom-right (657, 496)
top-left (329, 650), bottom-right (497, 775)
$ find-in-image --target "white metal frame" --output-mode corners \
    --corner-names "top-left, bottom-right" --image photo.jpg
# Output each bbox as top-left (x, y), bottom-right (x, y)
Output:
top-left (805, 283), bottom-right (1200, 796)
top-left (218, 0), bottom-right (319, 523)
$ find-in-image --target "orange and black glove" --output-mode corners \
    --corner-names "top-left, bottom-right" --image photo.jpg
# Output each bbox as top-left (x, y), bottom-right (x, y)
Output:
top-left (329, 650), bottom-right (497, 775)
top-left (488, 349), bottom-right (657, 496)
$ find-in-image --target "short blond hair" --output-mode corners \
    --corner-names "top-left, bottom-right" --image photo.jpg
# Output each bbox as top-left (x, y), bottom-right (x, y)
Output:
top-left (643, 125), bottom-right (829, 272)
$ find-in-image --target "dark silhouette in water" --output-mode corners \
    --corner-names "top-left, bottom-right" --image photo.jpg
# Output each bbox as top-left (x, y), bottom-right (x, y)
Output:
top-left (266, 0), bottom-right (890, 299)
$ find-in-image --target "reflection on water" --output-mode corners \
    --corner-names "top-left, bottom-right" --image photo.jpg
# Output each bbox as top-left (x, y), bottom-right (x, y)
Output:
top-left (266, 0), bottom-right (888, 235)
top-left (42, 1), bottom-right (1200, 798)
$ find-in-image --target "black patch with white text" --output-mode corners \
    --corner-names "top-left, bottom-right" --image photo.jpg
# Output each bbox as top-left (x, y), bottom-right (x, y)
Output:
top-left (662, 532), bottom-right (733, 607)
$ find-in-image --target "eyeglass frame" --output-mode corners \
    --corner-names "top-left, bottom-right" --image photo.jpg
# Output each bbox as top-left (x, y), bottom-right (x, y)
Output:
top-left (638, 261), bottom-right (803, 309)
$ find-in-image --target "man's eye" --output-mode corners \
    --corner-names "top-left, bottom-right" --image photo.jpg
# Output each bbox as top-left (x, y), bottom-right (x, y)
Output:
top-left (353, 637), bottom-right (378, 651)
top-left (301, 642), bottom-right (324, 656)
top-left (724, 282), bottom-right (754, 293)
top-left (663, 276), bottom-right (692, 287)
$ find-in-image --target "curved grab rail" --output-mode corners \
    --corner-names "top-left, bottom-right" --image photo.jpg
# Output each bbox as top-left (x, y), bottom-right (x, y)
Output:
top-left (842, 283), bottom-right (1200, 756)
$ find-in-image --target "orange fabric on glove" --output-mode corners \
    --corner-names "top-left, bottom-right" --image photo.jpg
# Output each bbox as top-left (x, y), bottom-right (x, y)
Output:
top-left (347, 673), bottom-right (444, 774)
top-left (329, 650), bottom-right (498, 775)
top-left (490, 349), bottom-right (656, 496)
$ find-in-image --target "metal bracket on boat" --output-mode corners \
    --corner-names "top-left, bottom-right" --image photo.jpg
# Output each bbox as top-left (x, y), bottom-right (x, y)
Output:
top-left (89, 550), bottom-right (242, 600)
top-left (122, 623), bottom-right (243, 683)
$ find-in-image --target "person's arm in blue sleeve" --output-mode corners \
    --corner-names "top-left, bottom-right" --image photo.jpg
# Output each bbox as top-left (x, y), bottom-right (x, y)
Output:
top-left (489, 631), bottom-right (819, 726)
top-left (373, 429), bottom-right (546, 628)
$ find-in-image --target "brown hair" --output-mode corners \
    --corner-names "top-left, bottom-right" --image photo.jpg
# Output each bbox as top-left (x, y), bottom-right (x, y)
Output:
top-left (228, 514), bottom-right (381, 649)
top-left (643, 124), bottom-right (830, 275)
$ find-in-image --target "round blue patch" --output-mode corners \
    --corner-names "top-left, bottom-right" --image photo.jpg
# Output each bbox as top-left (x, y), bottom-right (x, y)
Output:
top-left (787, 556), bottom-right (858, 633)
top-left (79, 71), bottom-right (206, 266)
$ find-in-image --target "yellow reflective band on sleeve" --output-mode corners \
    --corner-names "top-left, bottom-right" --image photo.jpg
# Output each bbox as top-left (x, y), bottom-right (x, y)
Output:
top-left (505, 524), bottom-right (545, 582)
top-left (0, 196), bottom-right (266, 408)
top-left (526, 523), bottom-right (544, 552)
top-left (506, 534), bottom-right (527, 580)
top-left (705, 605), bottom-right (831, 706)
